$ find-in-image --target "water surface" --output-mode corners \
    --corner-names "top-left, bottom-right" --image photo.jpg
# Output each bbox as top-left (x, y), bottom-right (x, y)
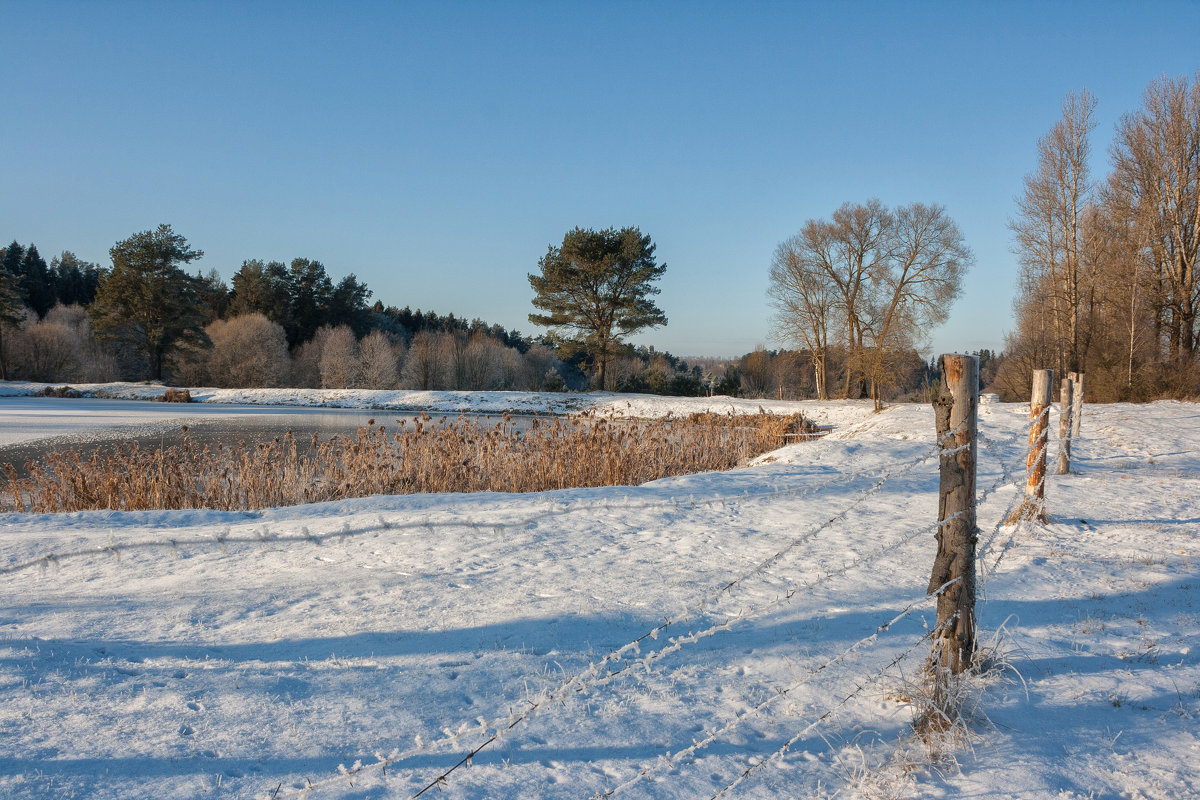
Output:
top-left (0, 399), bottom-right (543, 477)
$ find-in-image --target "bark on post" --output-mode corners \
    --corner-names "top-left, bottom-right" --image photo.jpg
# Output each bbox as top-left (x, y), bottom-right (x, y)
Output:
top-left (1008, 369), bottom-right (1053, 524)
top-left (1056, 375), bottom-right (1074, 475)
top-left (927, 353), bottom-right (978, 675)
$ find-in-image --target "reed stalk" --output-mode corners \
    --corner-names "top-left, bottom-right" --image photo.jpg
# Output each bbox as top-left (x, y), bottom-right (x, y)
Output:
top-left (2, 412), bottom-right (818, 513)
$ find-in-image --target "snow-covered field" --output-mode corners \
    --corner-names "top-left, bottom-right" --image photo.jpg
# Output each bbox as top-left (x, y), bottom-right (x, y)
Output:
top-left (1, 389), bottom-right (1198, 799)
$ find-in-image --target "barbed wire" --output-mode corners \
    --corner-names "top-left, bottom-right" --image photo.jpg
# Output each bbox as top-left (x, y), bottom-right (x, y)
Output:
top-left (269, 406), bottom-right (1078, 798)
top-left (4, 411), bottom-right (1005, 800)
top-left (977, 406), bottom-right (1053, 585)
top-left (703, 619), bottom-right (952, 800)
top-left (400, 453), bottom-right (989, 798)
top-left (682, 417), bottom-right (1031, 800)
top-left (278, 443), bottom-right (955, 799)
top-left (594, 579), bottom-right (961, 798)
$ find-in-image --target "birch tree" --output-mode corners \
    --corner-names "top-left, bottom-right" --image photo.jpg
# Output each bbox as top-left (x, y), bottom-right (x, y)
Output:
top-left (1108, 72), bottom-right (1200, 371)
top-left (1010, 90), bottom-right (1098, 375)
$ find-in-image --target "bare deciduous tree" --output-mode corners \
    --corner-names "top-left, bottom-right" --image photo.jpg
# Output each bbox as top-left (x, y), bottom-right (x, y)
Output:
top-left (11, 310), bottom-right (76, 382)
top-left (1009, 89), bottom-right (1098, 376)
top-left (862, 203), bottom-right (972, 409)
top-left (359, 330), bottom-right (404, 390)
top-left (319, 325), bottom-right (362, 388)
top-left (289, 325), bottom-right (334, 388)
top-left (1108, 71), bottom-right (1200, 372)
top-left (768, 232), bottom-right (838, 398)
top-left (401, 330), bottom-right (447, 390)
top-left (1005, 75), bottom-right (1200, 399)
top-left (207, 313), bottom-right (290, 388)
top-left (769, 200), bottom-right (971, 407)
top-left (463, 333), bottom-right (501, 390)
top-left (3, 304), bottom-right (120, 383)
top-left (830, 200), bottom-right (891, 397)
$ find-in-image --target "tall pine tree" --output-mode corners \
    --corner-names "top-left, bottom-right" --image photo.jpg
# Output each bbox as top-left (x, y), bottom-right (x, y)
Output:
top-left (90, 224), bottom-right (208, 380)
top-left (529, 226), bottom-right (667, 389)
top-left (0, 268), bottom-right (23, 380)
top-left (20, 244), bottom-right (55, 318)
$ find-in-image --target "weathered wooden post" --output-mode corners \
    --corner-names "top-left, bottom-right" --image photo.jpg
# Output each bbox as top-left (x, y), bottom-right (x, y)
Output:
top-left (1008, 369), bottom-right (1053, 523)
top-left (1070, 372), bottom-right (1085, 441)
top-left (1056, 375), bottom-right (1074, 474)
top-left (927, 353), bottom-right (978, 675)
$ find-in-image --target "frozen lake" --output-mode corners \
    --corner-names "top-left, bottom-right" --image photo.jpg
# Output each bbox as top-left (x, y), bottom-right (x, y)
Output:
top-left (0, 397), bottom-right (539, 475)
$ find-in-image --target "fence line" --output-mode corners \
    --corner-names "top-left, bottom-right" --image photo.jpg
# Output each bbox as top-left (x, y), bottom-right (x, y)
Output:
top-left (977, 409), bottom-right (1058, 588)
top-left (596, 580), bottom-right (961, 798)
top-left (4, 414), bottom-right (1009, 800)
top-left (975, 418), bottom-right (1037, 586)
top-left (405, 508), bottom-right (971, 799)
top-left (581, 495), bottom-right (987, 697)
top-left (604, 438), bottom-right (1027, 800)
top-left (399, 446), bottom-right (986, 798)
top-left (277, 443), bottom-right (955, 799)
top-left (704, 619), bottom-right (953, 800)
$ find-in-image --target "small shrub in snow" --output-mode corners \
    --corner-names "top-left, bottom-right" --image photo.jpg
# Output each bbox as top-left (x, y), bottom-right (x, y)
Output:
top-left (157, 388), bottom-right (192, 403)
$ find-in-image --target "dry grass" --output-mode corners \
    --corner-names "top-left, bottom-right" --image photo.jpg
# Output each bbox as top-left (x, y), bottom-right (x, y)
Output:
top-left (157, 388), bottom-right (193, 403)
top-left (2, 411), bottom-right (817, 513)
top-left (34, 386), bottom-right (84, 398)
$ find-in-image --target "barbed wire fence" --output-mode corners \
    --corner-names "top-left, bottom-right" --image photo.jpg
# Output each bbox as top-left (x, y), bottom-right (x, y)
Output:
top-left (292, 382), bottom-right (1039, 799)
top-left (0, 368), bottom-right (1071, 800)
top-left (287, 444), bottom-right (959, 800)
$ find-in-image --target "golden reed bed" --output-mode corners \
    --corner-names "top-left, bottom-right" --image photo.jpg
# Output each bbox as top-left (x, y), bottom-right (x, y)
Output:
top-left (2, 412), bottom-right (816, 513)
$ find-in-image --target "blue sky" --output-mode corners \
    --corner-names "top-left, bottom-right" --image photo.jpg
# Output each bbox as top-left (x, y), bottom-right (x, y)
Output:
top-left (4, 1), bottom-right (1198, 357)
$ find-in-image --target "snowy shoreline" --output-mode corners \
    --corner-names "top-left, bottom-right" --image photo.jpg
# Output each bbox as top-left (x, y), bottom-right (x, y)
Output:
top-left (0, 380), bottom-right (857, 419)
top-left (0, 381), bottom-right (879, 450)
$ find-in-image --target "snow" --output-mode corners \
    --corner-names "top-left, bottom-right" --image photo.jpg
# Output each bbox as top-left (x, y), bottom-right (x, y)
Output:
top-left (0, 388), bottom-right (1198, 799)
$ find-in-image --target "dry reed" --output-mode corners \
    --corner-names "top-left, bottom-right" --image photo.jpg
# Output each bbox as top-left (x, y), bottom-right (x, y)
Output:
top-left (2, 411), bottom-right (818, 513)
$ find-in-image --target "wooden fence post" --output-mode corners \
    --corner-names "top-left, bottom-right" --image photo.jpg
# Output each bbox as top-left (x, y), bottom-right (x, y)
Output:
top-left (1008, 368), bottom-right (1053, 523)
top-left (1070, 372), bottom-right (1085, 441)
top-left (927, 353), bottom-right (978, 675)
top-left (1056, 375), bottom-right (1074, 475)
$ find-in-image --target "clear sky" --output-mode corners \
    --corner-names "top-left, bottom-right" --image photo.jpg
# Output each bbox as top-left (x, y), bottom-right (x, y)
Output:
top-left (4, 1), bottom-right (1198, 358)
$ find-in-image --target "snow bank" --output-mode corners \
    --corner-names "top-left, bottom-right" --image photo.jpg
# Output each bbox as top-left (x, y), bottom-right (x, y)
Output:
top-left (0, 379), bottom-right (870, 419)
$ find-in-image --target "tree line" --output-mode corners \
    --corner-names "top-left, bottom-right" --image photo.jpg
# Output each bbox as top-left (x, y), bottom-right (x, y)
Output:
top-left (0, 224), bottom-right (711, 394)
top-left (13, 72), bottom-right (1189, 402)
top-left (0, 220), bottom-right (954, 400)
top-left (997, 71), bottom-right (1200, 402)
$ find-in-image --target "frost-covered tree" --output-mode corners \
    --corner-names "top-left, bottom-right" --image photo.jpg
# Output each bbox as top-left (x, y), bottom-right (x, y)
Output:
top-left (319, 325), bottom-right (362, 388)
top-left (358, 329), bottom-right (403, 389)
top-left (401, 330), bottom-right (447, 390)
top-left (207, 313), bottom-right (291, 388)
top-left (290, 325), bottom-right (335, 388)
